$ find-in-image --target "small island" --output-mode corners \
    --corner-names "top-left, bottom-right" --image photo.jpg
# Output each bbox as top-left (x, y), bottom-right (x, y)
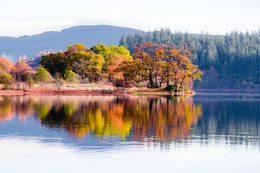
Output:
top-left (0, 42), bottom-right (202, 96)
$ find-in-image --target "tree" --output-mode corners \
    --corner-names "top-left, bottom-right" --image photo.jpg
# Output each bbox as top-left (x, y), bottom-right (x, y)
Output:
top-left (116, 59), bottom-right (144, 87)
top-left (0, 57), bottom-right (15, 72)
top-left (162, 42), bottom-right (203, 89)
top-left (0, 72), bottom-right (12, 89)
top-left (106, 55), bottom-right (125, 81)
top-left (132, 42), bottom-right (164, 88)
top-left (72, 58), bottom-right (89, 80)
top-left (67, 43), bottom-right (89, 56)
top-left (64, 70), bottom-right (78, 83)
top-left (90, 44), bottom-right (110, 56)
top-left (11, 62), bottom-right (35, 82)
top-left (53, 73), bottom-right (64, 90)
top-left (40, 52), bottom-right (70, 76)
top-left (33, 67), bottom-right (52, 84)
top-left (120, 29), bottom-right (260, 89)
top-left (90, 44), bottom-right (132, 74)
top-left (124, 41), bottom-right (203, 90)
top-left (72, 52), bottom-right (104, 82)
top-left (26, 75), bottom-right (34, 88)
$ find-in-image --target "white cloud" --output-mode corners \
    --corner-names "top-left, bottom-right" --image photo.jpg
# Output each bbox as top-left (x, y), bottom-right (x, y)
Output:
top-left (0, 0), bottom-right (259, 36)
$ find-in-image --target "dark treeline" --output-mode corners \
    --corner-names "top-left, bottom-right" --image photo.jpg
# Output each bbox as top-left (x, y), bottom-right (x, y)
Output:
top-left (120, 29), bottom-right (260, 89)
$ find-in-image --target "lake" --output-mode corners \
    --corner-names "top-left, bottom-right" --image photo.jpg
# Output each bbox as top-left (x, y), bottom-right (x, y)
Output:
top-left (0, 93), bottom-right (259, 173)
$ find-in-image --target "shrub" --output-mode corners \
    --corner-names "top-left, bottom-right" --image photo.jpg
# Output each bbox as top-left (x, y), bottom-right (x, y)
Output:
top-left (0, 72), bottom-right (12, 90)
top-left (26, 75), bottom-right (34, 88)
top-left (64, 70), bottom-right (78, 83)
top-left (33, 67), bottom-right (52, 84)
top-left (166, 83), bottom-right (177, 91)
top-left (53, 78), bottom-right (64, 90)
top-left (53, 73), bottom-right (64, 90)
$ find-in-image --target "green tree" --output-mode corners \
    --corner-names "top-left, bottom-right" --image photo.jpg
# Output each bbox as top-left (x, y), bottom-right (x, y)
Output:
top-left (64, 70), bottom-right (78, 83)
top-left (67, 43), bottom-right (89, 55)
top-left (40, 52), bottom-right (70, 76)
top-left (0, 72), bottom-right (12, 89)
top-left (72, 52), bottom-right (104, 82)
top-left (26, 75), bottom-right (34, 88)
top-left (33, 67), bottom-right (52, 84)
top-left (90, 44), bottom-right (132, 73)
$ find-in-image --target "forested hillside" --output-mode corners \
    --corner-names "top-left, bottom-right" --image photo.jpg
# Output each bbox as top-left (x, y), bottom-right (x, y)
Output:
top-left (120, 29), bottom-right (260, 89)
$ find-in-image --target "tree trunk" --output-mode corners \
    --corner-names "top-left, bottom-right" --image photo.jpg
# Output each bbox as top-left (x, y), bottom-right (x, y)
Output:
top-left (149, 71), bottom-right (154, 88)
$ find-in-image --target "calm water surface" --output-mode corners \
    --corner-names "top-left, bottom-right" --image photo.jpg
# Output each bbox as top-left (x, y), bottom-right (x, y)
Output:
top-left (0, 93), bottom-right (259, 173)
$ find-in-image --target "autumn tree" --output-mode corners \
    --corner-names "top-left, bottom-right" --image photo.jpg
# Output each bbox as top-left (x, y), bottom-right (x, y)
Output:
top-left (68, 43), bottom-right (87, 52)
top-left (72, 52), bottom-right (104, 82)
top-left (132, 42), bottom-right (164, 88)
top-left (0, 57), bottom-right (15, 72)
top-left (116, 58), bottom-right (144, 87)
top-left (90, 44), bottom-right (132, 82)
top-left (106, 55), bottom-right (125, 81)
top-left (120, 29), bottom-right (260, 89)
top-left (162, 42), bottom-right (202, 90)
top-left (90, 44), bottom-right (132, 74)
top-left (0, 72), bottom-right (12, 89)
top-left (121, 42), bottom-right (203, 89)
top-left (11, 62), bottom-right (35, 82)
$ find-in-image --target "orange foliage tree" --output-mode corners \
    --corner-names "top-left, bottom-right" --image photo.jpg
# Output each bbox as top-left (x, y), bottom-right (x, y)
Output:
top-left (162, 42), bottom-right (203, 89)
top-left (118, 42), bottom-right (202, 90)
top-left (132, 42), bottom-right (164, 88)
top-left (0, 57), bottom-right (15, 73)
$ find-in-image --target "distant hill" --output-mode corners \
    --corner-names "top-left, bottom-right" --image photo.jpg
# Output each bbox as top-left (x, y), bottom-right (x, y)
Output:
top-left (0, 25), bottom-right (142, 62)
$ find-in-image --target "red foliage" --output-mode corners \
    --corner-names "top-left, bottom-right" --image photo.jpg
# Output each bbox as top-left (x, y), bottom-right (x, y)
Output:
top-left (106, 55), bottom-right (125, 80)
top-left (11, 62), bottom-right (36, 82)
top-left (0, 57), bottom-right (15, 72)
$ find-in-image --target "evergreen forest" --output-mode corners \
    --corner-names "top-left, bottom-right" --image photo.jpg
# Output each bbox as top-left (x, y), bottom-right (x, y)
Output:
top-left (120, 29), bottom-right (260, 88)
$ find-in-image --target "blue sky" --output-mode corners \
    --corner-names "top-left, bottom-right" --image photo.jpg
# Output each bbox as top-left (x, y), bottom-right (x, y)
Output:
top-left (0, 0), bottom-right (259, 37)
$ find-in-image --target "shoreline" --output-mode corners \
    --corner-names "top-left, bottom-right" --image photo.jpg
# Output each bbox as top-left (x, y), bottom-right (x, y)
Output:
top-left (194, 88), bottom-right (260, 92)
top-left (0, 88), bottom-right (195, 97)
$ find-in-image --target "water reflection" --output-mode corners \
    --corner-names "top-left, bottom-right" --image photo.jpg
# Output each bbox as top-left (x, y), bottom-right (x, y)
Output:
top-left (0, 95), bottom-right (202, 144)
top-left (1, 94), bottom-right (260, 173)
top-left (192, 93), bottom-right (260, 147)
top-left (1, 94), bottom-right (260, 148)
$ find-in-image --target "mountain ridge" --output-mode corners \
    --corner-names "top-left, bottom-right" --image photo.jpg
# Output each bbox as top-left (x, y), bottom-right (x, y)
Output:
top-left (0, 25), bottom-right (142, 62)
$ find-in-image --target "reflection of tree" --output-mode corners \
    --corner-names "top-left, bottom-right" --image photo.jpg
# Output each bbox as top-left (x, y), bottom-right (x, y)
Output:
top-left (35, 96), bottom-right (202, 143)
top-left (38, 97), bottom-right (133, 140)
top-left (127, 97), bottom-right (202, 143)
top-left (0, 97), bottom-right (14, 122)
top-left (0, 96), bottom-right (34, 122)
top-left (14, 97), bottom-right (34, 121)
top-left (2, 95), bottom-right (260, 147)
top-left (0, 95), bottom-right (202, 144)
